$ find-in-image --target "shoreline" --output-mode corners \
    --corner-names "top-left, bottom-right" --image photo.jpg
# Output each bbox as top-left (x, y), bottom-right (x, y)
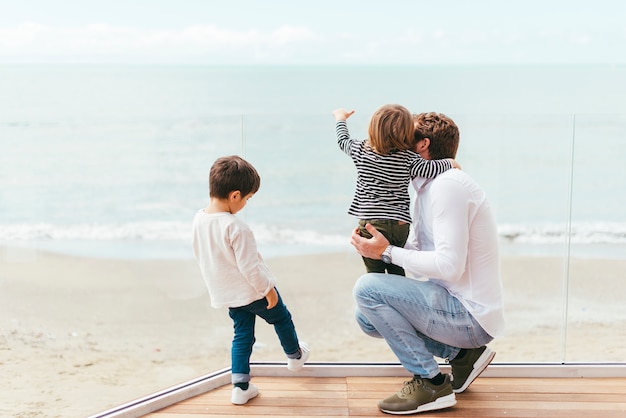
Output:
top-left (4, 239), bottom-right (626, 261)
top-left (1, 245), bottom-right (625, 417)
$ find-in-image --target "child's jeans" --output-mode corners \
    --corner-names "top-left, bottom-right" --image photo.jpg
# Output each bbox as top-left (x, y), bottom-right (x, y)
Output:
top-left (358, 218), bottom-right (410, 275)
top-left (228, 289), bottom-right (300, 384)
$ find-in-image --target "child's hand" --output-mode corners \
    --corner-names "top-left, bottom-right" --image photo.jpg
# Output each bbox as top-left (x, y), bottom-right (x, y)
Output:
top-left (333, 108), bottom-right (355, 121)
top-left (449, 159), bottom-right (462, 170)
top-left (265, 287), bottom-right (278, 309)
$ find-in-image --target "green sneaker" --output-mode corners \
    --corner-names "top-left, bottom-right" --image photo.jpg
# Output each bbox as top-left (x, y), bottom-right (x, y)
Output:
top-left (377, 375), bottom-right (456, 415)
top-left (449, 346), bottom-right (495, 393)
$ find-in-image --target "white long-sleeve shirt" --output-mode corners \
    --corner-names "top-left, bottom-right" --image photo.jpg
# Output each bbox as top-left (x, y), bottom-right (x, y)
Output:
top-left (192, 209), bottom-right (276, 309)
top-left (390, 169), bottom-right (505, 338)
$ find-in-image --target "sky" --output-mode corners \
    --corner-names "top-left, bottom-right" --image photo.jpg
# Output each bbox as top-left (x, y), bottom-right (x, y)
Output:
top-left (1, 0), bottom-right (625, 65)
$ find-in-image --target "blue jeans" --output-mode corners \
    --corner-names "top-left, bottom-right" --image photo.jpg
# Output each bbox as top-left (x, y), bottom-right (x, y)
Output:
top-left (228, 289), bottom-right (300, 384)
top-left (353, 273), bottom-right (493, 379)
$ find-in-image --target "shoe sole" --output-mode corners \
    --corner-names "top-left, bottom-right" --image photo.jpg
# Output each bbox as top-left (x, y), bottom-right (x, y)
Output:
top-left (453, 348), bottom-right (496, 394)
top-left (379, 393), bottom-right (457, 415)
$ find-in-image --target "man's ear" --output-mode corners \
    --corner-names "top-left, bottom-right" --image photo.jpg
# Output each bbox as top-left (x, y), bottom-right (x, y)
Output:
top-left (416, 137), bottom-right (430, 153)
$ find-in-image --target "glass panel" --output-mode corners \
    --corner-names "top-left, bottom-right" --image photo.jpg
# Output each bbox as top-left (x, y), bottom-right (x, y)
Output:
top-left (3, 108), bottom-right (626, 417)
top-left (454, 114), bottom-right (575, 362)
top-left (240, 113), bottom-right (399, 364)
top-left (0, 80), bottom-right (246, 415)
top-left (565, 114), bottom-right (626, 362)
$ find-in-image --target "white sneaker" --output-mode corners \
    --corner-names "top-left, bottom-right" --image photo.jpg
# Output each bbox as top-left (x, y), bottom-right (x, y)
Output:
top-left (231, 383), bottom-right (259, 405)
top-left (287, 343), bottom-right (310, 372)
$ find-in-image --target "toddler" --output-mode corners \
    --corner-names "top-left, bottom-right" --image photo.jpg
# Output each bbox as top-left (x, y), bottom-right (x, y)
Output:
top-left (334, 105), bottom-right (459, 274)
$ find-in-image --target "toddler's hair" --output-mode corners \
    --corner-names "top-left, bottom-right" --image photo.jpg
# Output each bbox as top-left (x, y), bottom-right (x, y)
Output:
top-left (367, 104), bottom-right (414, 155)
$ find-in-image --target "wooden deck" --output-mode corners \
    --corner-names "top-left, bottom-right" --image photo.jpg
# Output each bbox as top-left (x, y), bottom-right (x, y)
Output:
top-left (144, 375), bottom-right (626, 418)
top-left (90, 364), bottom-right (626, 418)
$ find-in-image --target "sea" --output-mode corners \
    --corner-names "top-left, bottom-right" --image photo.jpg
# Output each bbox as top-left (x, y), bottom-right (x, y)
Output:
top-left (1, 64), bottom-right (625, 260)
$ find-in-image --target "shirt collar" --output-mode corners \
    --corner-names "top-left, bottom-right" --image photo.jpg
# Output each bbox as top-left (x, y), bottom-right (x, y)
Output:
top-left (412, 177), bottom-right (432, 193)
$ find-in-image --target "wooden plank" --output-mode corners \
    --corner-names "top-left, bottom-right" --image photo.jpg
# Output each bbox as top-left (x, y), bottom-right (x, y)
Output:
top-left (151, 413), bottom-right (352, 418)
top-left (471, 377), bottom-right (626, 391)
top-left (163, 396), bottom-right (348, 409)
top-left (145, 376), bottom-right (626, 417)
top-left (157, 404), bottom-right (349, 416)
top-left (462, 392), bottom-right (626, 403)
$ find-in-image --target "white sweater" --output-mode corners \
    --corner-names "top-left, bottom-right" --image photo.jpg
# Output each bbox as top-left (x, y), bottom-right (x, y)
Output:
top-left (192, 210), bottom-right (276, 309)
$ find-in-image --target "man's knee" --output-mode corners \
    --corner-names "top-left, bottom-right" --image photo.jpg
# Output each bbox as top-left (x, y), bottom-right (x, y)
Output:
top-left (354, 308), bottom-right (382, 338)
top-left (352, 272), bottom-right (384, 302)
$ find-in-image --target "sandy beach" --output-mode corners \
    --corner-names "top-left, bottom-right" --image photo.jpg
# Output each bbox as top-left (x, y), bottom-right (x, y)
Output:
top-left (1, 245), bottom-right (625, 417)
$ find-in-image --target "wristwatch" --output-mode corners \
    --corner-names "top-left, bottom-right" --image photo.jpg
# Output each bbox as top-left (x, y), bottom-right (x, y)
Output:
top-left (381, 245), bottom-right (393, 264)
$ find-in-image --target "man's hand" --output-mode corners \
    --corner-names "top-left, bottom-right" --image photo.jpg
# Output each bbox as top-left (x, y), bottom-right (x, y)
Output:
top-left (265, 287), bottom-right (278, 309)
top-left (350, 223), bottom-right (389, 260)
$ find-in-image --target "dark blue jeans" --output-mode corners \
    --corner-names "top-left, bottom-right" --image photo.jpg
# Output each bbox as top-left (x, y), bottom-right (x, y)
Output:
top-left (228, 289), bottom-right (300, 384)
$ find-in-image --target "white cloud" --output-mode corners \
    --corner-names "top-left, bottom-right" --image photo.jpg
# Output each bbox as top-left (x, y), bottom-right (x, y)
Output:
top-left (0, 21), bottom-right (48, 48)
top-left (0, 19), bottom-right (624, 64)
top-left (0, 22), bottom-right (321, 62)
top-left (569, 32), bottom-right (592, 46)
top-left (271, 26), bottom-right (318, 44)
top-left (177, 25), bottom-right (262, 46)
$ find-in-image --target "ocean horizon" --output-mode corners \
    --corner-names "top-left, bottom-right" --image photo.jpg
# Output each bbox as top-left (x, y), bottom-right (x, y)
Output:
top-left (1, 64), bottom-right (625, 260)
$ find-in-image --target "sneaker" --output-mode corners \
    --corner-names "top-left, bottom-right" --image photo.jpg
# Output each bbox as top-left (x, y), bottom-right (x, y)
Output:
top-left (286, 343), bottom-right (310, 372)
top-left (449, 346), bottom-right (496, 393)
top-left (231, 383), bottom-right (259, 405)
top-left (377, 375), bottom-right (456, 415)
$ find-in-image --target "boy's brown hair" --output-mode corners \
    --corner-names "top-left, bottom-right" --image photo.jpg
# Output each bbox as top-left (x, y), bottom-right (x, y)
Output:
top-left (209, 155), bottom-right (261, 199)
top-left (413, 112), bottom-right (460, 159)
top-left (368, 104), bottom-right (414, 155)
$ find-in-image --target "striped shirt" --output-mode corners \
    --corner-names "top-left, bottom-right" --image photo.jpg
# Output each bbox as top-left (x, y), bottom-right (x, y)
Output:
top-left (337, 120), bottom-right (452, 223)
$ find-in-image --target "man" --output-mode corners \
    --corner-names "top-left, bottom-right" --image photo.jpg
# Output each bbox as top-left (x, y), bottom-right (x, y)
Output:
top-left (350, 112), bottom-right (505, 415)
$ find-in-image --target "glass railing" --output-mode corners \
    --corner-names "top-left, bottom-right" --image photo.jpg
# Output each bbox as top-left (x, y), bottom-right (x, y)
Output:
top-left (1, 113), bottom-right (625, 417)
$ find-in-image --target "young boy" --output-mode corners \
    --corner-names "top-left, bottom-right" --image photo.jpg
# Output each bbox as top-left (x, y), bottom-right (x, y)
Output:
top-left (192, 155), bottom-right (309, 405)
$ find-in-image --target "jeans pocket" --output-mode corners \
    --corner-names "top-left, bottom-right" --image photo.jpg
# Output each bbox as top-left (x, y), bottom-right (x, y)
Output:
top-left (426, 319), bottom-right (480, 348)
top-left (463, 325), bottom-right (480, 347)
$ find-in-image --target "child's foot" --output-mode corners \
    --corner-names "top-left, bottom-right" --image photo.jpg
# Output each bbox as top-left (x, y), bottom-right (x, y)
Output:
top-left (231, 383), bottom-right (258, 405)
top-left (287, 343), bottom-right (310, 372)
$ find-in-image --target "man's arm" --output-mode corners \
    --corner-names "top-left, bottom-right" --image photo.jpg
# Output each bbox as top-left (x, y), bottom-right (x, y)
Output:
top-left (393, 178), bottom-right (471, 281)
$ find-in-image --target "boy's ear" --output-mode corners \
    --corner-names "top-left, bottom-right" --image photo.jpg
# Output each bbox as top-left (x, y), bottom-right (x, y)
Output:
top-left (229, 190), bottom-right (241, 200)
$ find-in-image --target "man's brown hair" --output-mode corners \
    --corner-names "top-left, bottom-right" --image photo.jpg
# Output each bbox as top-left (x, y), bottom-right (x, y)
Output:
top-left (413, 112), bottom-right (460, 159)
top-left (209, 155), bottom-right (261, 199)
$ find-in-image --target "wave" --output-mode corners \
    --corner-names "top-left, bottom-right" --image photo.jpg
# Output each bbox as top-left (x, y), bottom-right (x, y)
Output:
top-left (0, 222), bottom-right (192, 241)
top-left (0, 222), bottom-right (350, 247)
top-left (498, 222), bottom-right (626, 244)
top-left (2, 221), bottom-right (626, 245)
